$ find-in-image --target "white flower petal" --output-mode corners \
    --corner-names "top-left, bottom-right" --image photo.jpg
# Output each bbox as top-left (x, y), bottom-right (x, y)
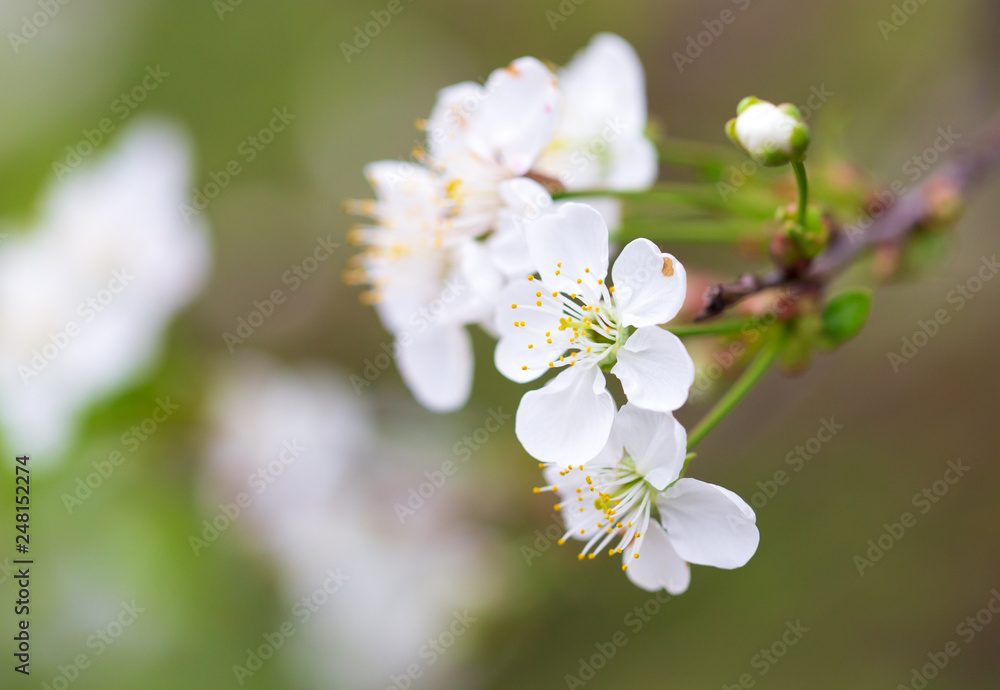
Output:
top-left (497, 177), bottom-right (554, 215)
top-left (468, 57), bottom-right (560, 176)
top-left (395, 324), bottom-right (472, 412)
top-left (612, 240), bottom-right (687, 328)
top-left (515, 364), bottom-right (615, 464)
top-left (558, 33), bottom-right (648, 139)
top-left (606, 135), bottom-right (658, 191)
top-left (658, 479), bottom-right (760, 570)
top-left (527, 202), bottom-right (609, 294)
top-left (494, 281), bottom-right (567, 382)
top-left (534, 33), bottom-right (656, 191)
top-left (490, 178), bottom-right (555, 277)
top-left (612, 327), bottom-right (694, 412)
top-left (559, 197), bottom-right (622, 233)
top-left (614, 403), bottom-right (686, 490)
top-left (625, 521), bottom-right (691, 595)
top-left (426, 81), bottom-right (485, 160)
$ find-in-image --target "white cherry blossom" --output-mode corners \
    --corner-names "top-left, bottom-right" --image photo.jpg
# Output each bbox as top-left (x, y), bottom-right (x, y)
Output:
top-left (537, 403), bottom-right (759, 594)
top-left (494, 203), bottom-right (694, 464)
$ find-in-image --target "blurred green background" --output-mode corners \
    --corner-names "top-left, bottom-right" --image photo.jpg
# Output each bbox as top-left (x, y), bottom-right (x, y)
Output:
top-left (1, 0), bottom-right (999, 687)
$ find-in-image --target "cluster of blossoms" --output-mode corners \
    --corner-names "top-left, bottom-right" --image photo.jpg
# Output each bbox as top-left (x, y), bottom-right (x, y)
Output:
top-left (347, 35), bottom-right (782, 594)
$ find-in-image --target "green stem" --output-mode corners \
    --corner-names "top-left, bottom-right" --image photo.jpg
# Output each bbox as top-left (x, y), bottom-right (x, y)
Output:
top-left (791, 161), bottom-right (809, 227)
top-left (666, 320), bottom-right (752, 338)
top-left (614, 218), bottom-right (769, 244)
top-left (559, 184), bottom-right (782, 219)
top-left (686, 326), bottom-right (787, 451)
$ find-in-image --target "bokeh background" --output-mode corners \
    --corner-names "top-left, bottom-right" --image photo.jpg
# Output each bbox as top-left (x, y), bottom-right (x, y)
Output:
top-left (1, 0), bottom-right (999, 688)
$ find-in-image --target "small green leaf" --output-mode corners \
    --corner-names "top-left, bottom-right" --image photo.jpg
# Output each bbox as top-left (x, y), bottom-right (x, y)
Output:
top-left (821, 288), bottom-right (873, 344)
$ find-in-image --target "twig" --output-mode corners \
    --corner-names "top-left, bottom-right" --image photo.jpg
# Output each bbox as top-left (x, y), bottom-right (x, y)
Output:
top-left (695, 112), bottom-right (1000, 321)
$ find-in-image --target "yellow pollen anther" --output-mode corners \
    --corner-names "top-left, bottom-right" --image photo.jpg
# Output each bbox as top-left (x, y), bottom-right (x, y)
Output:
top-left (662, 256), bottom-right (675, 277)
top-left (557, 262), bottom-right (562, 267)
top-left (536, 301), bottom-right (542, 307)
top-left (577, 278), bottom-right (582, 284)
top-left (535, 291), bottom-right (542, 298)
top-left (511, 303), bottom-right (517, 309)
top-left (585, 268), bottom-right (590, 273)
top-left (634, 553), bottom-right (640, 559)
top-left (622, 565), bottom-right (628, 571)
top-left (527, 275), bottom-right (534, 281)
top-left (588, 554), bottom-right (596, 560)
top-left (578, 553), bottom-right (585, 560)
top-left (558, 539), bottom-right (565, 545)
top-left (532, 487), bottom-right (540, 494)
top-left (555, 270), bottom-right (560, 276)
top-left (521, 366), bottom-right (527, 371)
top-left (528, 344), bottom-right (534, 349)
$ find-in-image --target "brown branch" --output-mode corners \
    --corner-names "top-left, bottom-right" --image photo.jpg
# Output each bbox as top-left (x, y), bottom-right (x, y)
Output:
top-left (695, 112), bottom-right (1000, 321)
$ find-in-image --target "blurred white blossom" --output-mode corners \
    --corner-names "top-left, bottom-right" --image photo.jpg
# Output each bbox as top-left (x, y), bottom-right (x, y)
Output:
top-left (202, 353), bottom-right (504, 688)
top-left (0, 121), bottom-right (210, 461)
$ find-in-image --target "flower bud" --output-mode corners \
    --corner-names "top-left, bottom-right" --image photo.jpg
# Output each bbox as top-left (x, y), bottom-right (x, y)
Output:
top-left (726, 97), bottom-right (810, 166)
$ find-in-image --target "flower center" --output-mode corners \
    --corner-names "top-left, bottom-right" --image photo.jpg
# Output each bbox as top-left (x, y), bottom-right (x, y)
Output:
top-left (535, 457), bottom-right (655, 569)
